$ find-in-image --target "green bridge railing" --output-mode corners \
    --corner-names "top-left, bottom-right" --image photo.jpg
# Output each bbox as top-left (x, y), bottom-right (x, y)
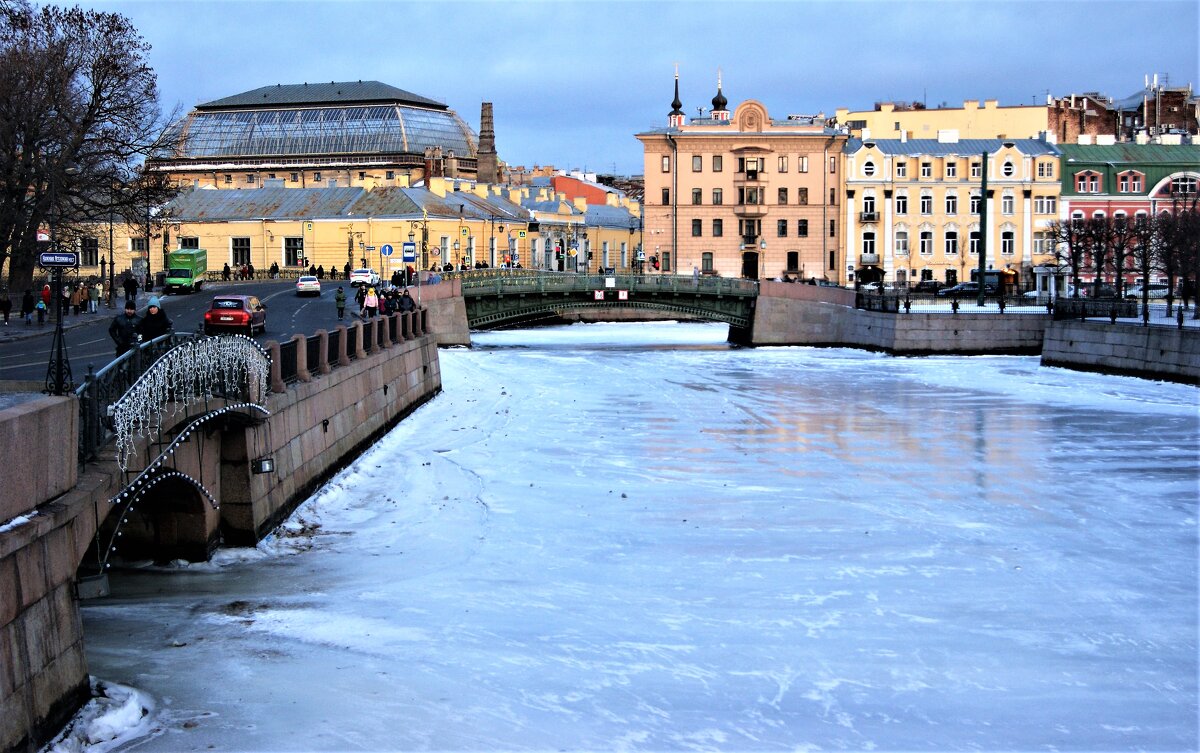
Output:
top-left (457, 270), bottom-right (759, 298)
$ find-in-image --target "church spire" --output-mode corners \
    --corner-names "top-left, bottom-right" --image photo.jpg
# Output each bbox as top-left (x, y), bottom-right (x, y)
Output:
top-left (711, 68), bottom-right (729, 122)
top-left (668, 65), bottom-right (685, 128)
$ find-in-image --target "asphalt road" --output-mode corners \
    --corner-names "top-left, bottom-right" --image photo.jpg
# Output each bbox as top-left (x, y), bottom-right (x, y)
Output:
top-left (0, 279), bottom-right (354, 383)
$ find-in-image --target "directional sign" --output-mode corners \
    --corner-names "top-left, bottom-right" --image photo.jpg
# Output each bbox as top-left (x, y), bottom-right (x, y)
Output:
top-left (39, 251), bottom-right (78, 267)
top-left (365, 245), bottom-right (377, 252)
top-left (402, 242), bottom-right (417, 263)
top-left (381, 244), bottom-right (394, 257)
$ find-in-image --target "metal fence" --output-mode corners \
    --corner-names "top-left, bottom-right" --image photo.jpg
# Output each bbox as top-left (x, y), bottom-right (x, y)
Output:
top-left (278, 339), bottom-right (299, 384)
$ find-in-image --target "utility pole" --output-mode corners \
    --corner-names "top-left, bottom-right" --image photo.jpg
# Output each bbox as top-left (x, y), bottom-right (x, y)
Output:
top-left (978, 150), bottom-right (989, 307)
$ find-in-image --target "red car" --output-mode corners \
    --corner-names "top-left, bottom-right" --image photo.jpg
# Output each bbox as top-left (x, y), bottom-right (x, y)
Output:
top-left (203, 295), bottom-right (267, 336)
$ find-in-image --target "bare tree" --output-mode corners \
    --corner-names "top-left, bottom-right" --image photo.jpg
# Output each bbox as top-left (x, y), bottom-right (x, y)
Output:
top-left (1045, 217), bottom-right (1088, 297)
top-left (1157, 192), bottom-right (1199, 318)
top-left (0, 0), bottom-right (178, 293)
top-left (1129, 213), bottom-right (1162, 325)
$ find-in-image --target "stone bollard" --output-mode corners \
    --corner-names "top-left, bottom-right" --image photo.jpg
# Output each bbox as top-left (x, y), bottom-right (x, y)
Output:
top-left (351, 320), bottom-right (367, 360)
top-left (415, 308), bottom-right (426, 337)
top-left (316, 329), bottom-right (332, 375)
top-left (292, 333), bottom-right (311, 382)
top-left (378, 314), bottom-right (392, 349)
top-left (335, 324), bottom-right (351, 367)
top-left (267, 340), bottom-right (285, 394)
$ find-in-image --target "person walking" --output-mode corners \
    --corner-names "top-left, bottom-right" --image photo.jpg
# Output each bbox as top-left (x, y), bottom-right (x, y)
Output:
top-left (108, 300), bottom-right (141, 356)
top-left (21, 289), bottom-right (34, 325)
top-left (70, 284), bottom-right (85, 316)
top-left (222, 262), bottom-right (231, 281)
top-left (363, 286), bottom-right (379, 318)
top-left (398, 288), bottom-right (416, 313)
top-left (343, 262), bottom-right (352, 279)
top-left (335, 286), bottom-right (346, 320)
top-left (88, 282), bottom-right (99, 313)
top-left (136, 296), bottom-right (172, 341)
top-left (0, 290), bottom-right (11, 325)
top-left (123, 274), bottom-right (139, 303)
top-left (40, 284), bottom-right (51, 309)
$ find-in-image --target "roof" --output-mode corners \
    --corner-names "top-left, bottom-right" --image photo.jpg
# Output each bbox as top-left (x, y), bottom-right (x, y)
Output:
top-left (637, 123), bottom-right (840, 137)
top-left (198, 81), bottom-right (445, 110)
top-left (582, 204), bottom-right (639, 229)
top-left (1057, 143), bottom-right (1200, 164)
top-left (166, 186), bottom-right (364, 221)
top-left (845, 138), bottom-right (1060, 156)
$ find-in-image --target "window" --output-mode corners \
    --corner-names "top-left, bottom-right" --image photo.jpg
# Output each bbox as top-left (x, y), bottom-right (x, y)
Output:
top-left (358, 171), bottom-right (366, 180)
top-left (313, 172), bottom-right (322, 182)
top-left (945, 230), bottom-right (958, 255)
top-left (712, 219), bottom-right (723, 237)
top-left (385, 170), bottom-right (395, 180)
top-left (895, 161), bottom-right (907, 178)
top-left (289, 172), bottom-right (299, 182)
top-left (945, 161), bottom-right (957, 178)
top-left (662, 156), bottom-right (671, 172)
top-left (895, 230), bottom-right (909, 255)
top-left (662, 188), bottom-right (670, 204)
top-left (778, 187), bottom-right (788, 204)
top-left (829, 219), bottom-right (836, 238)
top-left (945, 269), bottom-right (957, 285)
top-left (777, 219), bottom-right (788, 237)
top-left (798, 219), bottom-right (808, 237)
top-left (284, 237), bottom-right (304, 266)
top-left (970, 192), bottom-right (981, 214)
top-left (895, 193), bottom-right (908, 215)
top-left (945, 193), bottom-right (957, 214)
top-left (798, 188), bottom-right (808, 205)
top-left (712, 155), bottom-right (723, 172)
top-left (692, 188), bottom-right (702, 205)
top-left (267, 173), bottom-right (276, 180)
top-left (1002, 161), bottom-right (1014, 177)
top-left (692, 155), bottom-right (702, 172)
top-left (798, 156), bottom-right (808, 172)
top-left (662, 251), bottom-right (672, 272)
top-left (969, 231), bottom-right (981, 255)
top-left (786, 251), bottom-right (799, 271)
top-left (1076, 172), bottom-right (1100, 193)
top-left (1170, 176), bottom-right (1197, 194)
top-left (1038, 162), bottom-right (1053, 178)
top-left (701, 252), bottom-right (714, 271)
top-left (1001, 231), bottom-right (1015, 255)
top-left (970, 161), bottom-right (982, 178)
top-left (862, 195), bottom-right (876, 214)
top-left (778, 156), bottom-right (788, 172)
top-left (863, 161), bottom-right (876, 177)
top-left (1130, 173), bottom-right (1143, 192)
top-left (1034, 196), bottom-right (1057, 214)
top-left (180, 236), bottom-right (199, 249)
top-left (920, 194), bottom-right (932, 214)
top-left (131, 237), bottom-right (147, 253)
top-left (232, 237), bottom-right (250, 266)
top-left (712, 188), bottom-right (723, 205)
top-left (920, 162), bottom-right (932, 178)
top-left (224, 174), bottom-right (232, 184)
top-left (862, 231), bottom-right (875, 255)
top-left (829, 156), bottom-right (836, 173)
top-left (1001, 194), bottom-right (1014, 214)
top-left (691, 219), bottom-right (702, 237)
top-left (246, 174), bottom-right (256, 184)
top-left (1033, 231), bottom-right (1051, 255)
top-left (830, 188), bottom-right (836, 204)
top-left (919, 230), bottom-right (933, 255)
top-left (80, 237), bottom-right (98, 266)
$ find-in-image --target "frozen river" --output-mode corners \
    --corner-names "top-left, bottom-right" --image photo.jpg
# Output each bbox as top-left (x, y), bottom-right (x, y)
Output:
top-left (71, 322), bottom-right (1198, 752)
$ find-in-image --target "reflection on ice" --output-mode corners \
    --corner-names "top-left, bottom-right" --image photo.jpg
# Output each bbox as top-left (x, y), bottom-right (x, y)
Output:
top-left (73, 322), bottom-right (1197, 752)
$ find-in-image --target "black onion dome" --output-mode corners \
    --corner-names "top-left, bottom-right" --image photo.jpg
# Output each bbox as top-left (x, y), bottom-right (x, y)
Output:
top-left (712, 85), bottom-right (727, 111)
top-left (669, 75), bottom-right (684, 117)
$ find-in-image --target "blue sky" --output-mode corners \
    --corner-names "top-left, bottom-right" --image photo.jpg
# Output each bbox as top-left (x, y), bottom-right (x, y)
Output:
top-left (87, 0), bottom-right (1197, 176)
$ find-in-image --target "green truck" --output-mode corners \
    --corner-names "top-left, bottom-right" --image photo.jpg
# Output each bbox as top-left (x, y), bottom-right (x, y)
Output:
top-left (164, 249), bottom-right (208, 293)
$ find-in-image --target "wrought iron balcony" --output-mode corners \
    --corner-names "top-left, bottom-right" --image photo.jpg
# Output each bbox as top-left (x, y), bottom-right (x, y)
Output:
top-left (860, 211), bottom-right (879, 222)
top-left (860, 253), bottom-right (880, 265)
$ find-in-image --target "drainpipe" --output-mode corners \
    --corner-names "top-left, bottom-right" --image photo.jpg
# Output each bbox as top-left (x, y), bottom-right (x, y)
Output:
top-left (823, 135), bottom-right (836, 281)
top-left (666, 133), bottom-right (678, 273)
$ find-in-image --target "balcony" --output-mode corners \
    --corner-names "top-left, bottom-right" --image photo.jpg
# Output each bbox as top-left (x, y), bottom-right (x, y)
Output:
top-left (741, 235), bottom-right (759, 249)
top-left (732, 204), bottom-right (768, 218)
top-left (860, 253), bottom-right (880, 266)
top-left (860, 211), bottom-right (879, 223)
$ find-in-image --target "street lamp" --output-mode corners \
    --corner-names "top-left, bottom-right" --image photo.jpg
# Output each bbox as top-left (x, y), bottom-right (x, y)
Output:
top-left (408, 209), bottom-right (429, 269)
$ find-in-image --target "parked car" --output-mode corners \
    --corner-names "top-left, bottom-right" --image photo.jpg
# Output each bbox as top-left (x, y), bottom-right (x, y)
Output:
top-left (296, 275), bottom-right (321, 297)
top-left (203, 295), bottom-right (267, 336)
top-left (1081, 284), bottom-right (1118, 299)
top-left (859, 282), bottom-right (885, 292)
top-left (936, 282), bottom-right (997, 297)
top-left (911, 280), bottom-right (944, 294)
top-left (1125, 283), bottom-right (1169, 300)
top-left (349, 268), bottom-right (380, 287)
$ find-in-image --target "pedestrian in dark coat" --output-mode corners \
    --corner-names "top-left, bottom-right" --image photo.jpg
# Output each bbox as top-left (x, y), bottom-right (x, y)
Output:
top-left (136, 296), bottom-right (172, 340)
top-left (123, 275), bottom-right (139, 302)
top-left (398, 289), bottom-right (416, 312)
top-left (0, 290), bottom-right (11, 325)
top-left (21, 290), bottom-right (34, 325)
top-left (109, 301), bottom-right (141, 356)
top-left (335, 287), bottom-right (346, 320)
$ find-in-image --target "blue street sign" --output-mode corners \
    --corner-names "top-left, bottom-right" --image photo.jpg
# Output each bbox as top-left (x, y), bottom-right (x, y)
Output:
top-left (39, 251), bottom-right (78, 267)
top-left (380, 244), bottom-right (393, 256)
top-left (402, 241), bottom-right (417, 263)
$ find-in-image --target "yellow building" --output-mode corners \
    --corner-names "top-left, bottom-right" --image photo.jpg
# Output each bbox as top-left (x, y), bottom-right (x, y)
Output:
top-left (843, 133), bottom-right (1062, 288)
top-left (835, 99), bottom-right (1055, 142)
top-left (637, 74), bottom-right (848, 282)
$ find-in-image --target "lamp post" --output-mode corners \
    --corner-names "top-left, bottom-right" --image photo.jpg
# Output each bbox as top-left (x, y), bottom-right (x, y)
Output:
top-left (408, 208), bottom-right (430, 270)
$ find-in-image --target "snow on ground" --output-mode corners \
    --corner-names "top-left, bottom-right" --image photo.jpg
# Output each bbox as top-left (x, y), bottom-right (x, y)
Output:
top-left (70, 321), bottom-right (1198, 752)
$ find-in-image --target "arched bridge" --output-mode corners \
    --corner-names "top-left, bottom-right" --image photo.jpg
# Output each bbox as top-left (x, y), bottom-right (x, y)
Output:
top-left (459, 271), bottom-right (759, 329)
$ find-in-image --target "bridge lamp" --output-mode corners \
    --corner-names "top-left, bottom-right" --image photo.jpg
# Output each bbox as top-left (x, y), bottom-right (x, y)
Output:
top-left (252, 457), bottom-right (275, 474)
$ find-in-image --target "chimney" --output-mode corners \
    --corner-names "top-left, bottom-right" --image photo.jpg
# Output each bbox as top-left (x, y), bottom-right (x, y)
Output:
top-left (477, 102), bottom-right (499, 184)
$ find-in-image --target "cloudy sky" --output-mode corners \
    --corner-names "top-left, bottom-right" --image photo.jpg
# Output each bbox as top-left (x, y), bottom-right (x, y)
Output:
top-left (84, 0), bottom-right (1197, 176)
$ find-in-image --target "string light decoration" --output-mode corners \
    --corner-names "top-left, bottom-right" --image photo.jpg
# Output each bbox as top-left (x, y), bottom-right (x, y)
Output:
top-left (110, 336), bottom-right (270, 471)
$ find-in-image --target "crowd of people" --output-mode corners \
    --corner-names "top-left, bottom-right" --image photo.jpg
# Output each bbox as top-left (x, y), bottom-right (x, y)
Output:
top-left (0, 276), bottom-right (117, 327)
top-left (107, 295), bottom-right (173, 356)
top-left (342, 285), bottom-right (417, 320)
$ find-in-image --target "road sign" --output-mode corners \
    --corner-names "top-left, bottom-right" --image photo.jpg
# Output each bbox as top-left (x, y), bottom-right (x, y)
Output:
top-left (402, 242), bottom-right (416, 263)
top-left (618, 290), bottom-right (628, 300)
top-left (518, 230), bottom-right (527, 239)
top-left (365, 245), bottom-right (377, 252)
top-left (381, 244), bottom-right (394, 257)
top-left (593, 290), bottom-right (604, 300)
top-left (39, 251), bottom-right (78, 267)
top-left (512, 252), bottom-right (520, 264)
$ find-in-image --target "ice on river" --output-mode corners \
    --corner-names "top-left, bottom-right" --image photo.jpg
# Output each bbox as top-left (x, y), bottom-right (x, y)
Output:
top-left (68, 322), bottom-right (1198, 752)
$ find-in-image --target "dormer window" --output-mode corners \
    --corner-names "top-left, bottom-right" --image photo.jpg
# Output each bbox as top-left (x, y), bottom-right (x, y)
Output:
top-left (1001, 161), bottom-right (1015, 177)
top-left (1118, 172), bottom-right (1144, 193)
top-left (863, 161), bottom-right (876, 177)
top-left (1075, 171), bottom-right (1100, 193)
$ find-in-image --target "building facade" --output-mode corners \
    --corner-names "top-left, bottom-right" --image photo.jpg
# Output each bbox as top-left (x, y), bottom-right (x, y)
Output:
top-left (843, 134), bottom-right (1062, 289)
top-left (637, 76), bottom-right (847, 281)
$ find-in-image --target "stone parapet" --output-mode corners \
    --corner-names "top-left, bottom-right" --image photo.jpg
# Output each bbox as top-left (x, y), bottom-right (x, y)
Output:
top-left (1042, 320), bottom-right (1200, 385)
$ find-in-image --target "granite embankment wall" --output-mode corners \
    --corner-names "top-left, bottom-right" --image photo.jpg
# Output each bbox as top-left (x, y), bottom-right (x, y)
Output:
top-left (743, 281), bottom-right (1048, 354)
top-left (1042, 320), bottom-right (1200, 385)
top-left (418, 279), bottom-right (470, 346)
top-left (0, 320), bottom-right (443, 753)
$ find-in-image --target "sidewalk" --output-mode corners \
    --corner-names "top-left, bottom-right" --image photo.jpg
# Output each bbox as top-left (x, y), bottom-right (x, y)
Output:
top-left (0, 291), bottom-right (156, 344)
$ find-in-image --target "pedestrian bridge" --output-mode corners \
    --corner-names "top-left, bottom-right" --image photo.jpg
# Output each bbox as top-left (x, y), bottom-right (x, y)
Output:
top-left (457, 270), bottom-right (759, 329)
